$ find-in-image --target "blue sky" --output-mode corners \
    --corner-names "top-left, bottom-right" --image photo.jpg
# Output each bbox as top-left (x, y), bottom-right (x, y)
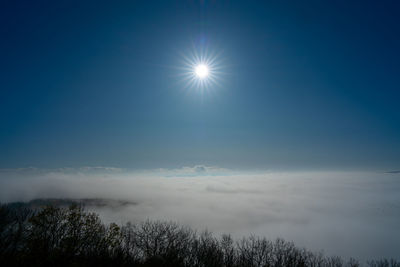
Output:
top-left (1, 0), bottom-right (399, 170)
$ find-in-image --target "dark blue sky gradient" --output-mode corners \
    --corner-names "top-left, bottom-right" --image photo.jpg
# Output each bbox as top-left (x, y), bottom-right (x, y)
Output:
top-left (1, 0), bottom-right (399, 170)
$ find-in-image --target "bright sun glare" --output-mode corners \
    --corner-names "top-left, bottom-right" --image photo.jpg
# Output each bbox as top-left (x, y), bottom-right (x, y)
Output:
top-left (195, 64), bottom-right (209, 78)
top-left (179, 46), bottom-right (223, 91)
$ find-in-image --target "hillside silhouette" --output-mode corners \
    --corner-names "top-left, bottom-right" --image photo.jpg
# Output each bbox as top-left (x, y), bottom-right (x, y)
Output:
top-left (0, 202), bottom-right (399, 267)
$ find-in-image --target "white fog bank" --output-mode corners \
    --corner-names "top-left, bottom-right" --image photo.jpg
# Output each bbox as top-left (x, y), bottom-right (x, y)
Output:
top-left (1, 167), bottom-right (399, 261)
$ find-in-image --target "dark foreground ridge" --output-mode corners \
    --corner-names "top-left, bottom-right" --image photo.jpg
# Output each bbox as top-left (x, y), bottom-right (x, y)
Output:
top-left (27, 198), bottom-right (137, 210)
top-left (0, 202), bottom-right (398, 267)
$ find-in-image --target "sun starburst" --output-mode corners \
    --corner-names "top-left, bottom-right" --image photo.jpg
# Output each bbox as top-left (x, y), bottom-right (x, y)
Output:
top-left (177, 44), bottom-right (224, 93)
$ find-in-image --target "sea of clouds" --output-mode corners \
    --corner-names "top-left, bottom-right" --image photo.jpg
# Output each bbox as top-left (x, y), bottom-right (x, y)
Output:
top-left (0, 166), bottom-right (399, 261)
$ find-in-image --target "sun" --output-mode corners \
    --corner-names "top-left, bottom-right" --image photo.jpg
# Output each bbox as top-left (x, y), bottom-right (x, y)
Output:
top-left (177, 43), bottom-right (224, 92)
top-left (195, 64), bottom-right (209, 78)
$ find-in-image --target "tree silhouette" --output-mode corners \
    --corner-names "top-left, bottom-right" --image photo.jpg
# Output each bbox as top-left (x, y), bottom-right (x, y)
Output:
top-left (0, 202), bottom-right (399, 267)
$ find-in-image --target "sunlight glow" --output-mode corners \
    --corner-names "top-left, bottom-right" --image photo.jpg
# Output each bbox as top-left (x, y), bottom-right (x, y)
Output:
top-left (195, 64), bottom-right (209, 78)
top-left (177, 44), bottom-right (225, 93)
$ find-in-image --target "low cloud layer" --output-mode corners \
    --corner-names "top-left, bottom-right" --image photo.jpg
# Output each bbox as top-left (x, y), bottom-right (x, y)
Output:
top-left (1, 167), bottom-right (399, 260)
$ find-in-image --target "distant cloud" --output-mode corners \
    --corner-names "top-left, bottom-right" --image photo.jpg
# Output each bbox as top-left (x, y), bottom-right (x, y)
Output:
top-left (0, 166), bottom-right (124, 175)
top-left (156, 165), bottom-right (231, 177)
top-left (385, 170), bottom-right (400, 174)
top-left (193, 165), bottom-right (207, 173)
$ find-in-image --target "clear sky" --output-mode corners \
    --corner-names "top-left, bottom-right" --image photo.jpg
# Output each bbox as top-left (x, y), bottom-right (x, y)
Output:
top-left (1, 0), bottom-right (399, 170)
